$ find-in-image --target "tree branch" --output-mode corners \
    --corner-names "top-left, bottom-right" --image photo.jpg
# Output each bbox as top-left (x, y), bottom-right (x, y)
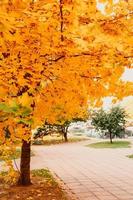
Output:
top-left (59, 0), bottom-right (64, 41)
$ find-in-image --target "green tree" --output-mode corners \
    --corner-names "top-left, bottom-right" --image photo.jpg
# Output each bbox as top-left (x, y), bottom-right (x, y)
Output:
top-left (91, 107), bottom-right (127, 143)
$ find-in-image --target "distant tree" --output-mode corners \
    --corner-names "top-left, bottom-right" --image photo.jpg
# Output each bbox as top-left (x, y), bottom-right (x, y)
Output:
top-left (57, 117), bottom-right (87, 142)
top-left (34, 118), bottom-right (87, 142)
top-left (91, 107), bottom-right (127, 143)
top-left (56, 122), bottom-right (70, 142)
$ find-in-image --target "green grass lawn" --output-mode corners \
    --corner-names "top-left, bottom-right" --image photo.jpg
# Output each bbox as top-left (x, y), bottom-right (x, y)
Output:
top-left (87, 141), bottom-right (131, 148)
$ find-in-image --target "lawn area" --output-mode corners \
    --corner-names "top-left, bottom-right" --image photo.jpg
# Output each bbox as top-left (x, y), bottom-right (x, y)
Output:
top-left (0, 169), bottom-right (69, 200)
top-left (32, 135), bottom-right (89, 145)
top-left (87, 141), bottom-right (131, 148)
top-left (127, 154), bottom-right (133, 159)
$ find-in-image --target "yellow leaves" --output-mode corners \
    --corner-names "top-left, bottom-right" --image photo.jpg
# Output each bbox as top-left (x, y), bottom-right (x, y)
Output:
top-left (18, 93), bottom-right (33, 107)
top-left (11, 0), bottom-right (27, 8)
top-left (1, 161), bottom-right (19, 185)
top-left (40, 79), bottom-right (52, 89)
top-left (98, 0), bottom-right (107, 3)
top-left (0, 123), bottom-right (5, 143)
top-left (112, 98), bottom-right (117, 104)
top-left (95, 99), bottom-right (103, 107)
top-left (100, 21), bottom-right (122, 36)
top-left (15, 124), bottom-right (31, 141)
top-left (0, 87), bottom-right (8, 98)
top-left (0, 0), bottom-right (132, 147)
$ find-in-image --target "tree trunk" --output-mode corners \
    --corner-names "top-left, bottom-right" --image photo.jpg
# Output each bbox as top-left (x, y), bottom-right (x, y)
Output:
top-left (109, 132), bottom-right (113, 144)
top-left (18, 140), bottom-right (31, 185)
top-left (64, 131), bottom-right (68, 142)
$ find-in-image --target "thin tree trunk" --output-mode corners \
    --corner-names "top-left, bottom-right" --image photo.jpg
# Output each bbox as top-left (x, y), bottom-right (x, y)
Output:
top-left (109, 132), bottom-right (113, 143)
top-left (18, 140), bottom-right (31, 185)
top-left (64, 131), bottom-right (68, 142)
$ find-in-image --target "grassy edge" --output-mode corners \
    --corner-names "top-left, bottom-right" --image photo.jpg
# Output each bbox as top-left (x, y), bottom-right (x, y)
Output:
top-left (86, 141), bottom-right (131, 149)
top-left (126, 154), bottom-right (133, 159)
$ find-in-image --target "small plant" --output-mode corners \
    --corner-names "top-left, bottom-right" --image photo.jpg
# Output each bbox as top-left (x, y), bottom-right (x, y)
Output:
top-left (32, 169), bottom-right (57, 186)
top-left (0, 169), bottom-right (19, 185)
top-left (127, 154), bottom-right (133, 159)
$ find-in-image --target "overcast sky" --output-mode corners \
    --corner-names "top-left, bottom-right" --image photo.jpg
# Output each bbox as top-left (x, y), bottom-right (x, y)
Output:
top-left (122, 68), bottom-right (133, 82)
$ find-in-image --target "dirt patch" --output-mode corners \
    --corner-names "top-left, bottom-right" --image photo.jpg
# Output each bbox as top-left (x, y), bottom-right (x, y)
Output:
top-left (0, 169), bottom-right (70, 200)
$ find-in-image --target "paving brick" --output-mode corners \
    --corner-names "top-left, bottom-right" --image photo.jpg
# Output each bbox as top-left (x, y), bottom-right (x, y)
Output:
top-left (30, 139), bottom-right (133, 200)
top-left (97, 195), bottom-right (118, 200)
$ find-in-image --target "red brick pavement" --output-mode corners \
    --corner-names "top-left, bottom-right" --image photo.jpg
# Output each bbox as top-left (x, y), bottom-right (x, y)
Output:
top-left (31, 140), bottom-right (133, 199)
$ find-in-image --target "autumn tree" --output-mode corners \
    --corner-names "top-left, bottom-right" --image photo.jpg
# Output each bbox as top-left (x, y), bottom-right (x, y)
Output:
top-left (0, 0), bottom-right (133, 185)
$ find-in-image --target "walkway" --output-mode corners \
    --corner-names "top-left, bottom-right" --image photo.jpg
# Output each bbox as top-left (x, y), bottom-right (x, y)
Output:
top-left (30, 140), bottom-right (133, 199)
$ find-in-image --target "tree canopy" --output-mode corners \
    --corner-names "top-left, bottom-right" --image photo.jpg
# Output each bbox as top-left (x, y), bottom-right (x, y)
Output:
top-left (0, 0), bottom-right (132, 142)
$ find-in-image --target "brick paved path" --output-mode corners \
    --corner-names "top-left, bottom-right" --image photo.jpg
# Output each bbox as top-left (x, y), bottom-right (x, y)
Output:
top-left (32, 140), bottom-right (133, 199)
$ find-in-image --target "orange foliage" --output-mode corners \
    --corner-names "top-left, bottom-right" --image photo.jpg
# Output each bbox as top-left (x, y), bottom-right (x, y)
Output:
top-left (0, 0), bottom-right (133, 142)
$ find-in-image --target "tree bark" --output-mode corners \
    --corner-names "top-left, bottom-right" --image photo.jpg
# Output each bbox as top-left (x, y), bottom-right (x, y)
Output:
top-left (64, 131), bottom-right (68, 142)
top-left (109, 132), bottom-right (113, 143)
top-left (18, 140), bottom-right (31, 185)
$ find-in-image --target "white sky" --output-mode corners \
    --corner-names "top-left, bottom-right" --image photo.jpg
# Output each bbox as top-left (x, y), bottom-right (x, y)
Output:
top-left (122, 68), bottom-right (133, 82)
